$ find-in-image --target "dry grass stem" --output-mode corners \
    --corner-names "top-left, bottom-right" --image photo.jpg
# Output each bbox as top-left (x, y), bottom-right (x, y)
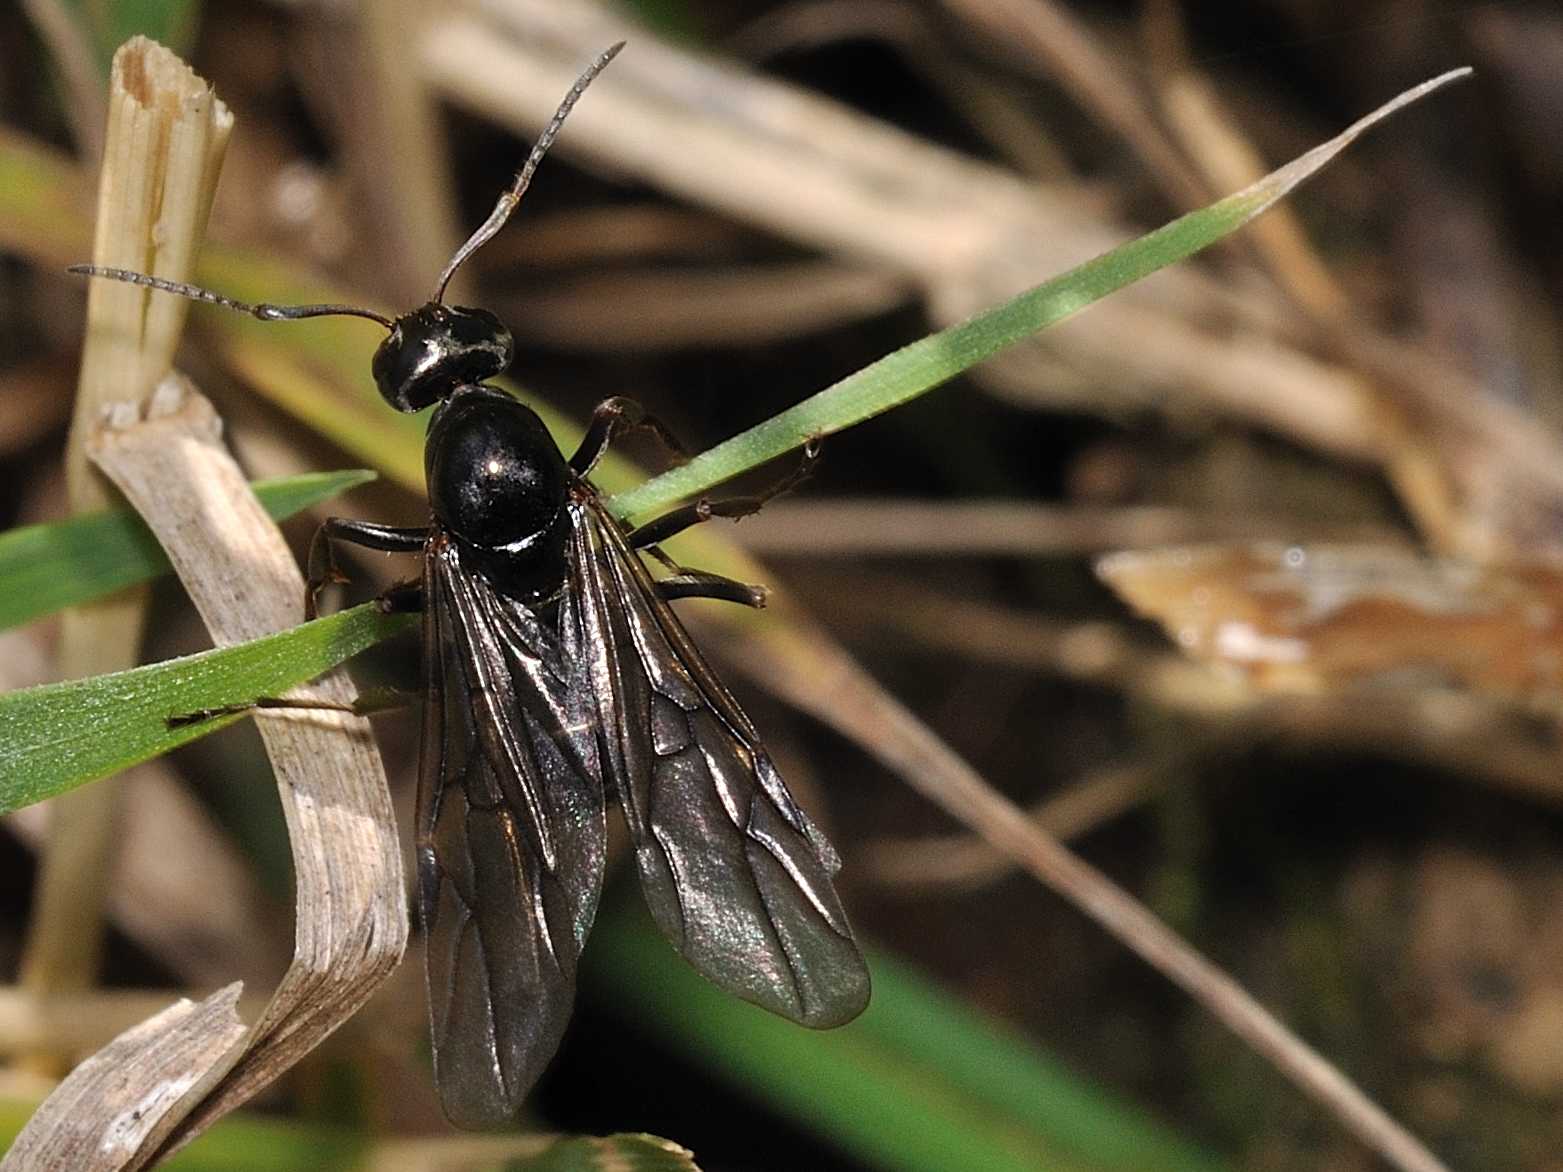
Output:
top-left (502, 205), bottom-right (754, 267)
top-left (935, 0), bottom-right (1211, 208)
top-left (866, 686), bottom-right (1563, 884)
top-left (19, 0), bottom-right (107, 160)
top-left (1, 986), bottom-right (248, 1171)
top-left (735, 499), bottom-right (1401, 556)
top-left (501, 261), bottom-right (912, 349)
top-left (863, 757), bottom-right (1174, 889)
top-left (22, 36), bottom-right (233, 1059)
top-left (9, 355), bottom-right (404, 1159)
top-left (729, 2), bottom-right (1073, 178)
top-left (0, 987), bottom-right (265, 1057)
top-left (70, 39), bottom-right (233, 446)
top-left (319, 0), bottom-right (463, 306)
top-left (82, 379), bottom-right (406, 1165)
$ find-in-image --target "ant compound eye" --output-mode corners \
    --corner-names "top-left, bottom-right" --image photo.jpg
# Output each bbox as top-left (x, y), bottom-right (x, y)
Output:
top-left (372, 304), bottom-right (514, 412)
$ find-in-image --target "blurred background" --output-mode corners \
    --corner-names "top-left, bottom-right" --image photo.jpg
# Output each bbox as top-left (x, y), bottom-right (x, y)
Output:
top-left (4, 1), bottom-right (1563, 1169)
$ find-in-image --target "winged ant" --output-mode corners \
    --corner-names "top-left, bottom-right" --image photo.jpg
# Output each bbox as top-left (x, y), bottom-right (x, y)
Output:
top-left (73, 43), bottom-right (870, 1127)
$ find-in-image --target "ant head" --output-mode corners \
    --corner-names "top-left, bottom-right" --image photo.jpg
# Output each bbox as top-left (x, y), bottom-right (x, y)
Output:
top-left (371, 303), bottom-right (514, 412)
top-left (370, 41), bottom-right (622, 414)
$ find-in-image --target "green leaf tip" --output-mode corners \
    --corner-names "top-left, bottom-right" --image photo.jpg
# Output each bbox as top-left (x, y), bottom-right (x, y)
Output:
top-left (607, 68), bottom-right (1473, 523)
top-left (0, 469), bottom-right (376, 631)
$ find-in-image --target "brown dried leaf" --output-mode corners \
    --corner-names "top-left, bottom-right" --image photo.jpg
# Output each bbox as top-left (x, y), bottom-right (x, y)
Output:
top-left (2, 985), bottom-right (247, 1170)
top-left (1098, 543), bottom-right (1563, 701)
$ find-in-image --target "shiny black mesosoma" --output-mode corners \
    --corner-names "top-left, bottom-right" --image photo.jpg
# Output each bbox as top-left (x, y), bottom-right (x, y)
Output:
top-left (74, 43), bottom-right (870, 1127)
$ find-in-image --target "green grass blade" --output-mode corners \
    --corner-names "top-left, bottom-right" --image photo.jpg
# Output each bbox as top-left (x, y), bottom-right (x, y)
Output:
top-left (852, 953), bottom-right (1220, 1171)
top-left (608, 68), bottom-right (1471, 523)
top-left (585, 905), bottom-right (1225, 1172)
top-left (0, 470), bottom-right (375, 631)
top-left (0, 604), bottom-right (416, 813)
top-left (606, 203), bottom-right (1263, 522)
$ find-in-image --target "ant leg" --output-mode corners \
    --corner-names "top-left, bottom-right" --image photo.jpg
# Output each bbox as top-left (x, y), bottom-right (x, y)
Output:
top-left (631, 497), bottom-right (764, 551)
top-left (635, 442), bottom-right (818, 607)
top-left (376, 579), bottom-right (424, 614)
top-left (569, 397), bottom-right (689, 478)
top-left (626, 439), bottom-right (820, 550)
top-left (308, 518), bottom-right (428, 619)
top-left (657, 571), bottom-right (767, 609)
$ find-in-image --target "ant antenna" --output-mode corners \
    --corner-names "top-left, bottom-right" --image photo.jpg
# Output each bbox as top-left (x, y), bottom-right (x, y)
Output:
top-left (68, 265), bottom-right (395, 329)
top-left (430, 41), bottom-right (624, 304)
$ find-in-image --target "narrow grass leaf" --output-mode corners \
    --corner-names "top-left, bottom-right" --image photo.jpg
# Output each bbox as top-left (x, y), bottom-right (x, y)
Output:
top-left (852, 951), bottom-right (1221, 1171)
top-left (0, 470), bottom-right (375, 631)
top-left (608, 68), bottom-right (1472, 523)
top-left (0, 604), bottom-right (416, 813)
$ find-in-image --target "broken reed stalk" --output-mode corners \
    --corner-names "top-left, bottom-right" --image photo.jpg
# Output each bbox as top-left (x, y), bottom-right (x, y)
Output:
top-left (19, 36), bottom-right (232, 1054)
